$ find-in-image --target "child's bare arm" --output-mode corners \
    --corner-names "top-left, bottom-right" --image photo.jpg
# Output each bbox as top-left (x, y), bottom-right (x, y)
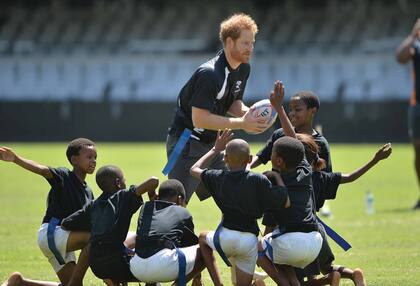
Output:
top-left (0, 147), bottom-right (53, 179)
top-left (341, 143), bottom-right (392, 184)
top-left (250, 155), bottom-right (262, 169)
top-left (190, 129), bottom-right (233, 179)
top-left (135, 177), bottom-right (159, 199)
top-left (269, 80), bottom-right (296, 138)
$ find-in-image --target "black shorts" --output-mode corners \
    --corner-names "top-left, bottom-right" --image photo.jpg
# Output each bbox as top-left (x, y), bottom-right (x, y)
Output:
top-left (408, 104), bottom-right (420, 140)
top-left (90, 249), bottom-right (136, 282)
top-left (165, 134), bottom-right (226, 202)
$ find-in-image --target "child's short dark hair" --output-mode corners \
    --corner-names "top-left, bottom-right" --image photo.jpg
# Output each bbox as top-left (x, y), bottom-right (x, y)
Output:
top-left (273, 137), bottom-right (305, 169)
top-left (96, 165), bottom-right (121, 193)
top-left (292, 91), bottom-right (320, 110)
top-left (158, 179), bottom-right (186, 200)
top-left (66, 138), bottom-right (95, 164)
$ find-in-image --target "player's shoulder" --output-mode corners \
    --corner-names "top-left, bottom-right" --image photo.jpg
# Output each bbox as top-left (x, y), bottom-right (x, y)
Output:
top-left (196, 63), bottom-right (219, 82)
top-left (271, 128), bottom-right (286, 139)
top-left (238, 62), bottom-right (251, 74)
top-left (248, 170), bottom-right (271, 184)
top-left (312, 130), bottom-right (329, 145)
top-left (172, 205), bottom-right (192, 219)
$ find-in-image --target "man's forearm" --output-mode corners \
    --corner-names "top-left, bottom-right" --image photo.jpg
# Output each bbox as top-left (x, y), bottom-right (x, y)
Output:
top-left (396, 35), bottom-right (415, 63)
top-left (193, 110), bottom-right (244, 130)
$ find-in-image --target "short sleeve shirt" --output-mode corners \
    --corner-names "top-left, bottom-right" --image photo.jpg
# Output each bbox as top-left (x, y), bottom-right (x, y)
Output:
top-left (312, 171), bottom-right (342, 211)
top-left (170, 50), bottom-right (250, 142)
top-left (201, 169), bottom-right (288, 235)
top-left (42, 167), bottom-right (94, 224)
top-left (256, 128), bottom-right (332, 172)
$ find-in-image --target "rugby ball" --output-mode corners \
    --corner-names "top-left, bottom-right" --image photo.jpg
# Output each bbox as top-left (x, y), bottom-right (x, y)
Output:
top-left (248, 99), bottom-right (277, 134)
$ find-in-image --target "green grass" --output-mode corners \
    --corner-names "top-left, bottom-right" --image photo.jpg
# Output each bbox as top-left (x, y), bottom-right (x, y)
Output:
top-left (0, 142), bottom-right (419, 285)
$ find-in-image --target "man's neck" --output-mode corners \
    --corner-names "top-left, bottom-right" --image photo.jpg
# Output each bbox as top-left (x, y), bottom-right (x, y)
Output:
top-left (223, 48), bottom-right (241, 70)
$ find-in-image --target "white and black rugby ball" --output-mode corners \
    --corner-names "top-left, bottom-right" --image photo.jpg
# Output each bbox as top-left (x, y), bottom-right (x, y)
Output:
top-left (248, 99), bottom-right (277, 134)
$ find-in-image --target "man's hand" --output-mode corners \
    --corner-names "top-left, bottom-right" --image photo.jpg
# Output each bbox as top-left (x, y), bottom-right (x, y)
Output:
top-left (241, 107), bottom-right (271, 134)
top-left (373, 143), bottom-right (392, 162)
top-left (214, 129), bottom-right (234, 152)
top-left (269, 80), bottom-right (285, 112)
top-left (411, 18), bottom-right (420, 38)
top-left (0, 147), bottom-right (17, 162)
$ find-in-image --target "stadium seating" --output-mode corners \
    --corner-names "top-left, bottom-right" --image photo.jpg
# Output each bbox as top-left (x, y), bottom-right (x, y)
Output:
top-left (0, 0), bottom-right (418, 101)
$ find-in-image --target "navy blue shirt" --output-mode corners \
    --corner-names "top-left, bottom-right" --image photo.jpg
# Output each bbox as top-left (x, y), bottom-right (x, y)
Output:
top-left (256, 128), bottom-right (332, 172)
top-left (201, 169), bottom-right (288, 236)
top-left (170, 50), bottom-right (250, 143)
top-left (42, 167), bottom-right (94, 224)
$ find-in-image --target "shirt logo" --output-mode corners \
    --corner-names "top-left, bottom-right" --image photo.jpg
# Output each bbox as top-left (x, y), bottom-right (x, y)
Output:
top-left (234, 81), bottom-right (242, 93)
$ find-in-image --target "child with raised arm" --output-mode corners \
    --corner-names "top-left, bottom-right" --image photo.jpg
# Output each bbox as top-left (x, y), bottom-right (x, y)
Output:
top-left (251, 82), bottom-right (332, 172)
top-left (190, 129), bottom-right (289, 286)
top-left (297, 133), bottom-right (391, 286)
top-left (61, 165), bottom-right (159, 285)
top-left (0, 139), bottom-right (96, 285)
top-left (257, 136), bottom-right (323, 286)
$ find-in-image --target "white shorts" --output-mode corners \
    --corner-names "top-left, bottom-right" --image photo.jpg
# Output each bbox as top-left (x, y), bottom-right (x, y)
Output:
top-left (206, 227), bottom-right (258, 275)
top-left (37, 223), bottom-right (76, 272)
top-left (129, 245), bottom-right (198, 283)
top-left (262, 229), bottom-right (322, 268)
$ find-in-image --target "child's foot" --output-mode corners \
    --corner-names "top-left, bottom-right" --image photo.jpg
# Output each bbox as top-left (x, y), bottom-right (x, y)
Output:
top-left (1, 272), bottom-right (23, 286)
top-left (191, 276), bottom-right (204, 286)
top-left (352, 268), bottom-right (366, 286)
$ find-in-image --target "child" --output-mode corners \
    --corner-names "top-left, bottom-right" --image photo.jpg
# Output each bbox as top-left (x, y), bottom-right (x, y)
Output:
top-left (297, 133), bottom-right (391, 286)
top-left (0, 139), bottom-right (96, 285)
top-left (129, 179), bottom-right (205, 285)
top-left (61, 165), bottom-right (159, 284)
top-left (190, 129), bottom-right (290, 286)
top-left (257, 136), bottom-right (323, 286)
top-left (251, 83), bottom-right (332, 172)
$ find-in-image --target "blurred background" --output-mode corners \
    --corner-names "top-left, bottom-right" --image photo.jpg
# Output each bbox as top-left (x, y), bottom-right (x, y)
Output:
top-left (0, 0), bottom-right (419, 142)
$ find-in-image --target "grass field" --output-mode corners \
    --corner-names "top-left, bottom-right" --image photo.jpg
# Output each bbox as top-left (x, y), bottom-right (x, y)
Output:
top-left (0, 142), bottom-right (419, 285)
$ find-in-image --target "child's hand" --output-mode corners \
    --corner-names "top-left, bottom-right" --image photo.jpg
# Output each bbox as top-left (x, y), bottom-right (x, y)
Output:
top-left (269, 80), bottom-right (285, 112)
top-left (0, 147), bottom-right (16, 162)
top-left (214, 129), bottom-right (233, 152)
top-left (144, 177), bottom-right (159, 200)
top-left (374, 143), bottom-right (392, 161)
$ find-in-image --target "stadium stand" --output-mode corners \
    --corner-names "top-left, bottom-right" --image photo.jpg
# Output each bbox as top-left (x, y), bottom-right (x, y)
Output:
top-left (0, 0), bottom-right (418, 101)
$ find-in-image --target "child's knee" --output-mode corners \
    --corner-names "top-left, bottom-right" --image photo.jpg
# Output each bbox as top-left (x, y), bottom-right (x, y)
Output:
top-left (7, 272), bottom-right (24, 286)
